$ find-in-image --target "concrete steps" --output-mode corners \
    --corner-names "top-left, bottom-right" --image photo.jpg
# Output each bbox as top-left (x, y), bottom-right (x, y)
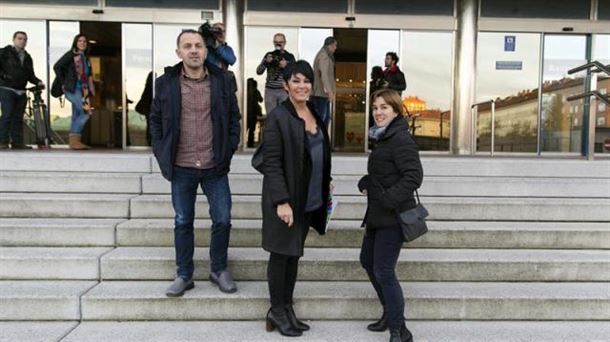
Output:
top-left (98, 247), bottom-right (610, 282)
top-left (0, 322), bottom-right (77, 342)
top-left (57, 321), bottom-right (610, 342)
top-left (142, 173), bottom-right (610, 197)
top-left (0, 247), bottom-right (112, 280)
top-left (0, 193), bottom-right (133, 218)
top-left (0, 219), bottom-right (120, 247)
top-left (0, 281), bottom-right (97, 320)
top-left (79, 281), bottom-right (610, 321)
top-left (0, 171), bottom-right (143, 193)
top-left (115, 219), bottom-right (610, 249)
top-left (130, 194), bottom-right (610, 221)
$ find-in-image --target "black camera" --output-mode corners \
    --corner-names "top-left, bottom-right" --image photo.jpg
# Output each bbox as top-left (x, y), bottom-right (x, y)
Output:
top-left (266, 50), bottom-right (285, 67)
top-left (198, 22), bottom-right (221, 50)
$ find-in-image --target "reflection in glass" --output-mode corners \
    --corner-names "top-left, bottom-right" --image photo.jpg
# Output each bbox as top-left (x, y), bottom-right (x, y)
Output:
top-left (541, 35), bottom-right (587, 153)
top-left (0, 19), bottom-right (48, 145)
top-left (48, 21), bottom-right (80, 144)
top-left (334, 28), bottom-right (367, 151)
top-left (593, 34), bottom-right (610, 155)
top-left (476, 32), bottom-right (540, 153)
top-left (124, 23), bottom-right (153, 147)
top-left (244, 26), bottom-right (298, 148)
top-left (367, 30), bottom-right (399, 148)
top-left (402, 31), bottom-right (453, 151)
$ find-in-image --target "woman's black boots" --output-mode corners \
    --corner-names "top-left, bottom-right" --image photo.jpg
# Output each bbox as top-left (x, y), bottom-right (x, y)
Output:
top-left (266, 307), bottom-right (302, 337)
top-left (367, 310), bottom-right (388, 332)
top-left (285, 304), bottom-right (310, 331)
top-left (389, 324), bottom-right (413, 342)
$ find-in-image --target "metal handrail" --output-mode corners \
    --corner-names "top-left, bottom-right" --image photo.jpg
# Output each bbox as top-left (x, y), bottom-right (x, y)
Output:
top-left (567, 91), bottom-right (610, 105)
top-left (471, 99), bottom-right (495, 156)
top-left (568, 61), bottom-right (610, 76)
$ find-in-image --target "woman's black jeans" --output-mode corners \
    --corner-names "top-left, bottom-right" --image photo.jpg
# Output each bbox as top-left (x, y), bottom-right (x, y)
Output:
top-left (359, 227), bottom-right (405, 329)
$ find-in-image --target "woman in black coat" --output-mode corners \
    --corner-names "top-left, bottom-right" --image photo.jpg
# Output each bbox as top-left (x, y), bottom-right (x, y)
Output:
top-left (358, 89), bottom-right (423, 342)
top-left (260, 60), bottom-right (331, 337)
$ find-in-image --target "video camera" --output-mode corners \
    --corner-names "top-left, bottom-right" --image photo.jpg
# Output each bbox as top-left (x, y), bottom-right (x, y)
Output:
top-left (266, 50), bottom-right (288, 67)
top-left (198, 21), bottom-right (222, 50)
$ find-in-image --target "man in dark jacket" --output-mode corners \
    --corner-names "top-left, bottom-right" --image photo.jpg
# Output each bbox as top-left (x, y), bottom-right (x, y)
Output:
top-left (383, 52), bottom-right (406, 96)
top-left (149, 30), bottom-right (241, 297)
top-left (0, 31), bottom-right (44, 149)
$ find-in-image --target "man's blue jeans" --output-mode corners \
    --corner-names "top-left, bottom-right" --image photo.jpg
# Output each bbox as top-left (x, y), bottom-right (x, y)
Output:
top-left (171, 166), bottom-right (232, 280)
top-left (0, 88), bottom-right (27, 144)
top-left (311, 96), bottom-right (330, 129)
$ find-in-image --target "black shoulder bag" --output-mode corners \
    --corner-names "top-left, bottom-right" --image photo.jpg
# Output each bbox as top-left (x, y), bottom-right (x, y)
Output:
top-left (371, 176), bottom-right (429, 242)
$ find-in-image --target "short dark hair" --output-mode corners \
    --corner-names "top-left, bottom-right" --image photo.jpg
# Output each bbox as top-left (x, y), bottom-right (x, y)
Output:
top-left (282, 60), bottom-right (314, 84)
top-left (176, 29), bottom-right (203, 47)
top-left (386, 52), bottom-right (399, 64)
top-left (371, 88), bottom-right (404, 115)
top-left (13, 31), bottom-right (27, 39)
top-left (71, 34), bottom-right (88, 53)
top-left (324, 36), bottom-right (336, 46)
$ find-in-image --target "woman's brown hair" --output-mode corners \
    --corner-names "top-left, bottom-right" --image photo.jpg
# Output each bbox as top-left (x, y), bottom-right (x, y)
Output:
top-left (371, 88), bottom-right (404, 115)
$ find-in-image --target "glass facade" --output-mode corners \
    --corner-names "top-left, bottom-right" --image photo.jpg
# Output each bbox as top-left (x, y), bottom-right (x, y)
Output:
top-left (476, 32), bottom-right (541, 153)
top-left (402, 31), bottom-right (453, 151)
top-left (541, 35), bottom-right (587, 153)
top-left (1, 1), bottom-right (608, 155)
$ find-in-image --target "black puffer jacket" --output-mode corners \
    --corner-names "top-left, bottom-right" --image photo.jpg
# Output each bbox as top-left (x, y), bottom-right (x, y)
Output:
top-left (358, 116), bottom-right (423, 229)
top-left (0, 45), bottom-right (41, 90)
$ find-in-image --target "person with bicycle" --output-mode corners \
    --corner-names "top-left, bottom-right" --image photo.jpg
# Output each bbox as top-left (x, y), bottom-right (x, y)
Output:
top-left (53, 33), bottom-right (95, 150)
top-left (0, 31), bottom-right (44, 150)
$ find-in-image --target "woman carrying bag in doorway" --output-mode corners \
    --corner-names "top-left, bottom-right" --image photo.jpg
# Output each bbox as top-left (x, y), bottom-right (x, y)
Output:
top-left (358, 88), bottom-right (423, 342)
top-left (53, 33), bottom-right (95, 150)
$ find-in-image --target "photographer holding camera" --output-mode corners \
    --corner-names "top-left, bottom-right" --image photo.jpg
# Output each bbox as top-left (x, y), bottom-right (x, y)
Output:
top-left (256, 33), bottom-right (295, 114)
top-left (200, 22), bottom-right (236, 70)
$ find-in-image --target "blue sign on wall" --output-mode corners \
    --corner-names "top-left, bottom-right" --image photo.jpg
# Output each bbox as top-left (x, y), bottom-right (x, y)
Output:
top-left (504, 35), bottom-right (516, 52)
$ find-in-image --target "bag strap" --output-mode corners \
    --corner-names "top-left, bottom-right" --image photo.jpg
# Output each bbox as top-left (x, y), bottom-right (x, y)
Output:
top-left (370, 174), bottom-right (421, 206)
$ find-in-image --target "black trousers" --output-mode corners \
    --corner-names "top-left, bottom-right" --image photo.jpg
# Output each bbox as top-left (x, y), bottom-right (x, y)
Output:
top-left (359, 227), bottom-right (405, 329)
top-left (267, 213), bottom-right (311, 308)
top-left (267, 252), bottom-right (300, 308)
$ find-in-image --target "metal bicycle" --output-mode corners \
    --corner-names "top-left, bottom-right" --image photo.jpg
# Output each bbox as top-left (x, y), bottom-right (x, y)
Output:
top-left (24, 85), bottom-right (63, 147)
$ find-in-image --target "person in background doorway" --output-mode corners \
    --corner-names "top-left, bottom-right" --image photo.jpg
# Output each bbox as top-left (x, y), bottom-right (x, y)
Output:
top-left (256, 33), bottom-right (295, 114)
top-left (205, 22), bottom-right (236, 71)
top-left (247, 77), bottom-right (263, 148)
top-left (358, 89), bottom-right (422, 342)
top-left (383, 52), bottom-right (406, 96)
top-left (54, 33), bottom-right (95, 150)
top-left (369, 66), bottom-right (387, 128)
top-left (135, 71), bottom-right (154, 146)
top-left (0, 31), bottom-right (45, 149)
top-left (261, 60), bottom-right (331, 337)
top-left (312, 36), bottom-right (337, 129)
top-left (149, 29), bottom-right (241, 297)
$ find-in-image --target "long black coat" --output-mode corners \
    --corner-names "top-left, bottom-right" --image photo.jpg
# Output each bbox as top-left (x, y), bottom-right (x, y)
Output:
top-left (149, 62), bottom-right (241, 180)
top-left (358, 116), bottom-right (423, 229)
top-left (261, 100), bottom-right (331, 256)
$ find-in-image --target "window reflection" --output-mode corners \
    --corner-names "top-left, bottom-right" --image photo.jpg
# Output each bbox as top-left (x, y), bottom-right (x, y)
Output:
top-left (402, 31), bottom-right (453, 151)
top-left (541, 35), bottom-right (587, 153)
top-left (0, 19), bottom-right (47, 145)
top-left (476, 32), bottom-right (540, 153)
top-left (244, 26), bottom-right (298, 148)
top-left (124, 23), bottom-right (152, 147)
top-left (48, 21), bottom-right (80, 144)
top-left (592, 34), bottom-right (610, 155)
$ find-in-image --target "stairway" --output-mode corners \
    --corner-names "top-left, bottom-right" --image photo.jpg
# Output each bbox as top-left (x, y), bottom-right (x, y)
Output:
top-left (1, 151), bottom-right (609, 341)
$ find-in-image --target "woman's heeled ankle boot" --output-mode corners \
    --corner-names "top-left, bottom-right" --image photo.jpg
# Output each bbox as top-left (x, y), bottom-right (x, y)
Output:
top-left (389, 324), bottom-right (413, 342)
top-left (285, 304), bottom-right (310, 331)
top-left (367, 310), bottom-right (388, 332)
top-left (265, 307), bottom-right (302, 337)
